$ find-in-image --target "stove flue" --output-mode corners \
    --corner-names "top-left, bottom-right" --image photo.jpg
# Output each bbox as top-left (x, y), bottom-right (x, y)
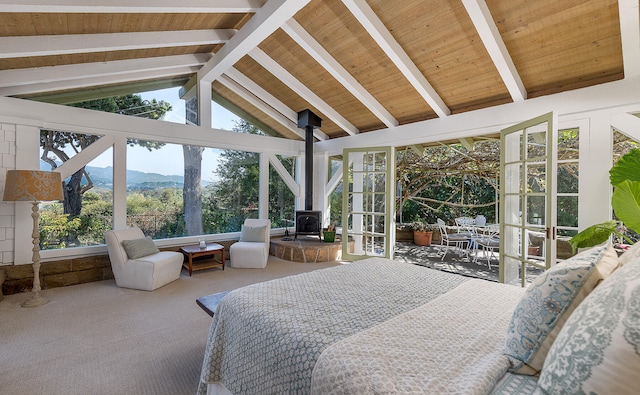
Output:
top-left (295, 109), bottom-right (322, 240)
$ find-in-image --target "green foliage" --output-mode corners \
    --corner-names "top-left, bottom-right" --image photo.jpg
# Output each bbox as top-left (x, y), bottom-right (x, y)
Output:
top-left (410, 220), bottom-right (435, 232)
top-left (570, 148), bottom-right (640, 251)
top-left (568, 220), bottom-right (618, 251)
top-left (39, 204), bottom-right (81, 249)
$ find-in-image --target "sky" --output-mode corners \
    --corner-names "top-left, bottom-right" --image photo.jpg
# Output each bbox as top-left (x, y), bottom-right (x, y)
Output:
top-left (87, 87), bottom-right (241, 178)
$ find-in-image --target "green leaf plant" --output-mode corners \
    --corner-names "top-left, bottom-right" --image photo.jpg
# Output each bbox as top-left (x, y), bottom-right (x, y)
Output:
top-left (569, 148), bottom-right (640, 253)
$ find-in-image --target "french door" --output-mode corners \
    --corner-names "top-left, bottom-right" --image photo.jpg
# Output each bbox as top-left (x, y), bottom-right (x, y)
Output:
top-left (342, 146), bottom-right (395, 260)
top-left (500, 112), bottom-right (557, 286)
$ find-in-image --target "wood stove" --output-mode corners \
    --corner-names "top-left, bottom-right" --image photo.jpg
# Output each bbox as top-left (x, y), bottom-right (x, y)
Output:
top-left (295, 210), bottom-right (322, 240)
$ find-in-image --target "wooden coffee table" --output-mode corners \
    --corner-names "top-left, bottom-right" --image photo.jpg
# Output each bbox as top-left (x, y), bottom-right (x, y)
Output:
top-left (180, 243), bottom-right (225, 276)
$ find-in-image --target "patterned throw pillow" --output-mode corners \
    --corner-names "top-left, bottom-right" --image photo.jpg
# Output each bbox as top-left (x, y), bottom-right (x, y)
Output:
top-left (240, 225), bottom-right (266, 242)
top-left (537, 256), bottom-right (640, 394)
top-left (618, 241), bottom-right (640, 267)
top-left (122, 236), bottom-right (160, 259)
top-left (504, 243), bottom-right (619, 375)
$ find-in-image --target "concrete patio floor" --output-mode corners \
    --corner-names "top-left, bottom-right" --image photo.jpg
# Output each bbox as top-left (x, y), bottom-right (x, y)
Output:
top-left (394, 241), bottom-right (544, 285)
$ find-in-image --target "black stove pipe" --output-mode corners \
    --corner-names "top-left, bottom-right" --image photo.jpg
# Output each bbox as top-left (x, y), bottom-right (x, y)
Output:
top-left (297, 109), bottom-right (322, 211)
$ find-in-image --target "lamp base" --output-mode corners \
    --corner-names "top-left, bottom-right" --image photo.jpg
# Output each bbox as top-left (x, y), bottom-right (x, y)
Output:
top-left (21, 293), bottom-right (49, 308)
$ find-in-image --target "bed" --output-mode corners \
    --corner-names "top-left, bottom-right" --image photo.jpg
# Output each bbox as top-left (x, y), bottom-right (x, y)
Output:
top-left (198, 244), bottom-right (640, 395)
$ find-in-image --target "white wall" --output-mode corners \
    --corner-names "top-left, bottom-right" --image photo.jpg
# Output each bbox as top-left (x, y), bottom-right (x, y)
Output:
top-left (0, 122), bottom-right (16, 265)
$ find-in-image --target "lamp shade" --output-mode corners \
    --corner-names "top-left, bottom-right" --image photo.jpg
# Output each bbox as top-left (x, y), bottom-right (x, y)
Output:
top-left (3, 170), bottom-right (64, 202)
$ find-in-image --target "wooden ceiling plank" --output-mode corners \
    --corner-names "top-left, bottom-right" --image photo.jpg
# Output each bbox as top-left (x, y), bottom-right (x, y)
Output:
top-left (0, 66), bottom-right (198, 96)
top-left (218, 74), bottom-right (306, 139)
top-left (462, 0), bottom-right (526, 102)
top-left (225, 67), bottom-right (328, 140)
top-left (618, 0), bottom-right (640, 78)
top-left (249, 47), bottom-right (359, 136)
top-left (0, 53), bottom-right (210, 89)
top-left (0, 29), bottom-right (236, 59)
top-left (281, 19), bottom-right (398, 128)
top-left (341, 0), bottom-right (451, 118)
top-left (197, 0), bottom-right (310, 83)
top-left (0, 0), bottom-right (266, 13)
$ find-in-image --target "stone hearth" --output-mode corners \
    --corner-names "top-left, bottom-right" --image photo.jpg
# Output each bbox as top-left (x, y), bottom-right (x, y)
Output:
top-left (270, 236), bottom-right (349, 263)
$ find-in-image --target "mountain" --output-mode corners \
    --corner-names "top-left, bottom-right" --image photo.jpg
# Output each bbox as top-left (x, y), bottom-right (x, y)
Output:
top-left (40, 160), bottom-right (192, 190)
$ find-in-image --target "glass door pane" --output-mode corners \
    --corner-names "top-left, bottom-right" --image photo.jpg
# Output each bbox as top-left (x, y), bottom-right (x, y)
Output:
top-left (500, 112), bottom-right (557, 286)
top-left (342, 147), bottom-right (395, 260)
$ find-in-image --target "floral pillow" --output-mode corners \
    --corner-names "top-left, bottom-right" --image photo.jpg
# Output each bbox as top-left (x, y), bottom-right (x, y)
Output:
top-left (504, 243), bottom-right (619, 375)
top-left (537, 255), bottom-right (640, 394)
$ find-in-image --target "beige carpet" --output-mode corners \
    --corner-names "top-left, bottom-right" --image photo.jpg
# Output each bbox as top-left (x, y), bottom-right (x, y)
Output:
top-left (0, 256), bottom-right (340, 395)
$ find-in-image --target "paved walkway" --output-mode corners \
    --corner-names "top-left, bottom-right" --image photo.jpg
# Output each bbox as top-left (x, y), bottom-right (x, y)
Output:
top-left (394, 241), bottom-right (544, 284)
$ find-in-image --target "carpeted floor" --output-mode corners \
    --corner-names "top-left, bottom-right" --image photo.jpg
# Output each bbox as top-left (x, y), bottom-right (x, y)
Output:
top-left (0, 246), bottom-right (538, 395)
top-left (0, 256), bottom-right (340, 395)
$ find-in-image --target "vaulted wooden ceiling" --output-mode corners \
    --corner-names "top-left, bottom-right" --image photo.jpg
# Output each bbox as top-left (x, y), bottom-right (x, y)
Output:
top-left (0, 0), bottom-right (636, 142)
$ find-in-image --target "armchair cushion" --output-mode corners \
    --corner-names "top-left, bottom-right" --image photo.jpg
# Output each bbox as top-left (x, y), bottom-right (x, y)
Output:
top-left (122, 236), bottom-right (160, 259)
top-left (240, 225), bottom-right (267, 242)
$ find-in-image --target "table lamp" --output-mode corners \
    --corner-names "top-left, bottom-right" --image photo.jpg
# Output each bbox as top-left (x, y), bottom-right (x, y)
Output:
top-left (3, 170), bottom-right (64, 307)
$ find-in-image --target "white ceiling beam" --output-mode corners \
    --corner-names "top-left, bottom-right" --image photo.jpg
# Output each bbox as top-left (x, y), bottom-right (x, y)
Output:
top-left (225, 67), bottom-right (328, 140)
top-left (0, 0), bottom-right (265, 13)
top-left (0, 54), bottom-right (210, 89)
top-left (218, 74), bottom-right (306, 139)
top-left (612, 112), bottom-right (640, 141)
top-left (618, 0), bottom-right (640, 78)
top-left (462, 0), bottom-right (527, 102)
top-left (0, 66), bottom-right (200, 97)
top-left (341, 0), bottom-right (450, 118)
top-left (197, 0), bottom-right (311, 83)
top-left (0, 30), bottom-right (236, 59)
top-left (250, 47), bottom-right (359, 136)
top-left (281, 20), bottom-right (398, 128)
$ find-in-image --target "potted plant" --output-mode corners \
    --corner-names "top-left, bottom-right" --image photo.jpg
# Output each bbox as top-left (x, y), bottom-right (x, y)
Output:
top-left (569, 148), bottom-right (640, 252)
top-left (323, 221), bottom-right (337, 243)
top-left (411, 221), bottom-right (434, 246)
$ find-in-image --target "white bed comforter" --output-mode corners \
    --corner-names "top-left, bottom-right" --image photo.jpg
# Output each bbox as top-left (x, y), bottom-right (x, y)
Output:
top-left (311, 279), bottom-right (526, 394)
top-left (198, 258), bottom-right (470, 394)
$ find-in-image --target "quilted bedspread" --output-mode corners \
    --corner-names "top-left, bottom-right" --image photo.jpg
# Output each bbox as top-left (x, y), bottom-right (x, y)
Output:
top-left (310, 279), bottom-right (526, 394)
top-left (197, 258), bottom-right (469, 394)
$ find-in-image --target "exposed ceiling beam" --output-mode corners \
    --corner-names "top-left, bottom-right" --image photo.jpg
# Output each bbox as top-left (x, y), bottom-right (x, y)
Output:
top-left (225, 67), bottom-right (328, 140)
top-left (197, 0), bottom-right (311, 83)
top-left (0, 0), bottom-right (266, 13)
top-left (0, 67), bottom-right (199, 97)
top-left (218, 74), bottom-right (306, 140)
top-left (341, 0), bottom-right (451, 118)
top-left (618, 0), bottom-right (640, 78)
top-left (211, 90), bottom-right (283, 138)
top-left (0, 30), bottom-right (236, 59)
top-left (459, 138), bottom-right (475, 151)
top-left (22, 77), bottom-right (190, 105)
top-left (250, 47), bottom-right (359, 136)
top-left (281, 20), bottom-right (398, 128)
top-left (612, 112), bottom-right (640, 141)
top-left (0, 54), bottom-right (210, 90)
top-left (461, 0), bottom-right (527, 102)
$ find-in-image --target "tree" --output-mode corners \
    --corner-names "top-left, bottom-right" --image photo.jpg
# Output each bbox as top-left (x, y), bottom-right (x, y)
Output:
top-left (205, 120), bottom-right (266, 232)
top-left (40, 94), bottom-right (171, 244)
top-left (183, 145), bottom-right (204, 235)
top-left (41, 94), bottom-right (171, 216)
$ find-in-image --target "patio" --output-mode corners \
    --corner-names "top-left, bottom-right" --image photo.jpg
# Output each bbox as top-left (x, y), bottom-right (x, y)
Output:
top-left (394, 241), bottom-right (545, 284)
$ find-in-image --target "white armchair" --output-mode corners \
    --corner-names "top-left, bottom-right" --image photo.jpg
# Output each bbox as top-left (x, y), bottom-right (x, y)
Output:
top-left (104, 227), bottom-right (183, 291)
top-left (230, 219), bottom-right (271, 268)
